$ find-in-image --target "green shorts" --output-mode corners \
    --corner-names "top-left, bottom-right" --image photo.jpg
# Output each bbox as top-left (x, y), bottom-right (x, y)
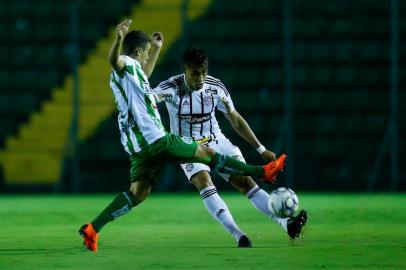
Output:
top-left (129, 133), bottom-right (198, 183)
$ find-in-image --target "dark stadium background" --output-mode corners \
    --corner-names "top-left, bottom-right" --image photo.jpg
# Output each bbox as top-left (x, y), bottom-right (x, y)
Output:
top-left (0, 0), bottom-right (404, 193)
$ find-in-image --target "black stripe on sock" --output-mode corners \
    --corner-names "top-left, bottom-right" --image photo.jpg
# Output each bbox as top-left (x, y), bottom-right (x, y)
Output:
top-left (202, 191), bottom-right (217, 200)
top-left (247, 187), bottom-right (261, 199)
top-left (201, 189), bottom-right (217, 199)
top-left (201, 188), bottom-right (217, 197)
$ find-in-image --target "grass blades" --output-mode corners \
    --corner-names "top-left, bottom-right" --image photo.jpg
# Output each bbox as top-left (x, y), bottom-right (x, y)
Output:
top-left (0, 193), bottom-right (405, 269)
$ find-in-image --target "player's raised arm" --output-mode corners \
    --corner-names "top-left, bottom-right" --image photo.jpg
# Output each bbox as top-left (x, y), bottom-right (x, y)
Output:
top-left (142, 32), bottom-right (163, 78)
top-left (223, 108), bottom-right (276, 162)
top-left (108, 19), bottom-right (131, 70)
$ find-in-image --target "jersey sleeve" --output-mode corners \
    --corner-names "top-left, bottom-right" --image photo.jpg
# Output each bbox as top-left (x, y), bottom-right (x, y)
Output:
top-left (216, 81), bottom-right (235, 113)
top-left (152, 77), bottom-right (176, 103)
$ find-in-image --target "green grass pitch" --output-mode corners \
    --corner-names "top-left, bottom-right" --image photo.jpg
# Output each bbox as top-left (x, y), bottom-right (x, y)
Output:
top-left (0, 193), bottom-right (405, 269)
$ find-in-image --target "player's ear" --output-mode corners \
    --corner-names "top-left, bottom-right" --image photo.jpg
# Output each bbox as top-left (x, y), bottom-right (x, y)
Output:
top-left (134, 48), bottom-right (142, 57)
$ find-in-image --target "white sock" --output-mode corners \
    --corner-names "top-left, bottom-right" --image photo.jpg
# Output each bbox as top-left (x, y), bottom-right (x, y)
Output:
top-left (200, 186), bottom-right (245, 241)
top-left (246, 185), bottom-right (289, 231)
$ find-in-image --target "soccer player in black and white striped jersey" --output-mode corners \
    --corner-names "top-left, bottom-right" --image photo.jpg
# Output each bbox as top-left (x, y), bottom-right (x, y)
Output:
top-left (153, 48), bottom-right (307, 247)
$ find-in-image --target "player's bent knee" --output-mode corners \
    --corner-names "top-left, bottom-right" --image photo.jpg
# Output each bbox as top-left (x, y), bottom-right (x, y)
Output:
top-left (205, 146), bottom-right (216, 156)
top-left (129, 180), bottom-right (152, 202)
top-left (191, 171), bottom-right (213, 191)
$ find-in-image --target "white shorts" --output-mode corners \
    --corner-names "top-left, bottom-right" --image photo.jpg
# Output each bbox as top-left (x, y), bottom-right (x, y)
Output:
top-left (180, 135), bottom-right (246, 182)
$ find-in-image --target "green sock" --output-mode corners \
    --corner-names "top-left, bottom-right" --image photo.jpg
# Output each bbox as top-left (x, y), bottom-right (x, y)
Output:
top-left (92, 191), bottom-right (140, 232)
top-left (191, 153), bottom-right (264, 177)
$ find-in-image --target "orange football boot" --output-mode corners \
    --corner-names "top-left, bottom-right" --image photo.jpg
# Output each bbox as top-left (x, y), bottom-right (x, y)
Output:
top-left (79, 223), bottom-right (99, 252)
top-left (262, 154), bottom-right (287, 183)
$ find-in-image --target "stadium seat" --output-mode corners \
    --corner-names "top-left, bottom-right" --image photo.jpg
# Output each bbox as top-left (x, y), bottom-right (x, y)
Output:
top-left (358, 42), bottom-right (381, 60)
top-left (332, 42), bottom-right (354, 61)
top-left (0, 117), bottom-right (16, 141)
top-left (334, 66), bottom-right (357, 85)
top-left (12, 46), bottom-right (34, 67)
top-left (310, 42), bottom-right (331, 61)
top-left (312, 66), bottom-right (332, 85)
top-left (264, 67), bottom-right (283, 86)
top-left (35, 45), bottom-right (58, 67)
top-left (15, 94), bottom-right (38, 114)
top-left (0, 94), bottom-right (13, 114)
top-left (0, 70), bottom-right (11, 89)
top-left (36, 1), bottom-right (56, 17)
top-left (7, 1), bottom-right (31, 17)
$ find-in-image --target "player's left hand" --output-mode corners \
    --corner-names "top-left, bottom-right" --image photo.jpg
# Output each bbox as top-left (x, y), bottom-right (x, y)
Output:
top-left (261, 150), bottom-right (276, 162)
top-left (151, 32), bottom-right (163, 48)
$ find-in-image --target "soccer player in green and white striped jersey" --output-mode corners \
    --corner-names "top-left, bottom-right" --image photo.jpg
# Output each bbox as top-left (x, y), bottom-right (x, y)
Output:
top-left (79, 19), bottom-right (287, 252)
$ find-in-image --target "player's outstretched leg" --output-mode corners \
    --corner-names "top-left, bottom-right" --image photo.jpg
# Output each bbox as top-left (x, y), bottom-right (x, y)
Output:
top-left (190, 171), bottom-right (252, 248)
top-left (191, 145), bottom-right (287, 183)
top-left (287, 210), bottom-right (308, 239)
top-left (79, 181), bottom-right (150, 252)
top-left (78, 190), bottom-right (139, 252)
top-left (199, 185), bottom-right (252, 248)
top-left (244, 184), bottom-right (290, 231)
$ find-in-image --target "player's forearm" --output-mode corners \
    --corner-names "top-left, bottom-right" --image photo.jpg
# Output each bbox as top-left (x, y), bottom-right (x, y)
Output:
top-left (231, 118), bottom-right (262, 149)
top-left (143, 45), bottom-right (161, 78)
top-left (108, 36), bottom-right (123, 68)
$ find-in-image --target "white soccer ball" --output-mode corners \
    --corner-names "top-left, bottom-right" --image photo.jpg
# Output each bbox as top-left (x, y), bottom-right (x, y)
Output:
top-left (268, 187), bottom-right (299, 218)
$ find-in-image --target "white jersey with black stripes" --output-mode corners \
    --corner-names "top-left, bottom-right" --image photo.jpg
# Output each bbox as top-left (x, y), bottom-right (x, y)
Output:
top-left (152, 74), bottom-right (235, 140)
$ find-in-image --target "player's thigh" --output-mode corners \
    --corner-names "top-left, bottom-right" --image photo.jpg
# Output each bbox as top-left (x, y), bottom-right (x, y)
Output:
top-left (162, 133), bottom-right (199, 161)
top-left (130, 154), bottom-right (161, 185)
top-left (181, 162), bottom-right (211, 181)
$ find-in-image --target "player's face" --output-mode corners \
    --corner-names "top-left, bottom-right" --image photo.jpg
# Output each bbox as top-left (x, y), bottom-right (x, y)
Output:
top-left (184, 64), bottom-right (208, 91)
top-left (138, 43), bottom-right (151, 66)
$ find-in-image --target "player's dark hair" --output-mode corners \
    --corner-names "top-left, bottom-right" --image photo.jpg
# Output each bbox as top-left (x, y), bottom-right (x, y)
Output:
top-left (122, 30), bottom-right (151, 55)
top-left (183, 48), bottom-right (209, 68)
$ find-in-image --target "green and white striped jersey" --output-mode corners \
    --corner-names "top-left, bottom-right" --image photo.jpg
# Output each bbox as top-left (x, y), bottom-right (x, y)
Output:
top-left (110, 55), bottom-right (166, 154)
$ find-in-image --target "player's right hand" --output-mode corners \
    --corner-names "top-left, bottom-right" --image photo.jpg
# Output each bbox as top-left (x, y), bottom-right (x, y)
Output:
top-left (117, 19), bottom-right (132, 39)
top-left (151, 32), bottom-right (164, 48)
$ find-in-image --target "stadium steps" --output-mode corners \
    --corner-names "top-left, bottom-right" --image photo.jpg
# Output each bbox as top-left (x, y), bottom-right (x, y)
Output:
top-left (0, 0), bottom-right (213, 185)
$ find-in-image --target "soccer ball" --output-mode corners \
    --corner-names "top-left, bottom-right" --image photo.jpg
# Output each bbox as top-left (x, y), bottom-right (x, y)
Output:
top-left (268, 187), bottom-right (299, 218)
